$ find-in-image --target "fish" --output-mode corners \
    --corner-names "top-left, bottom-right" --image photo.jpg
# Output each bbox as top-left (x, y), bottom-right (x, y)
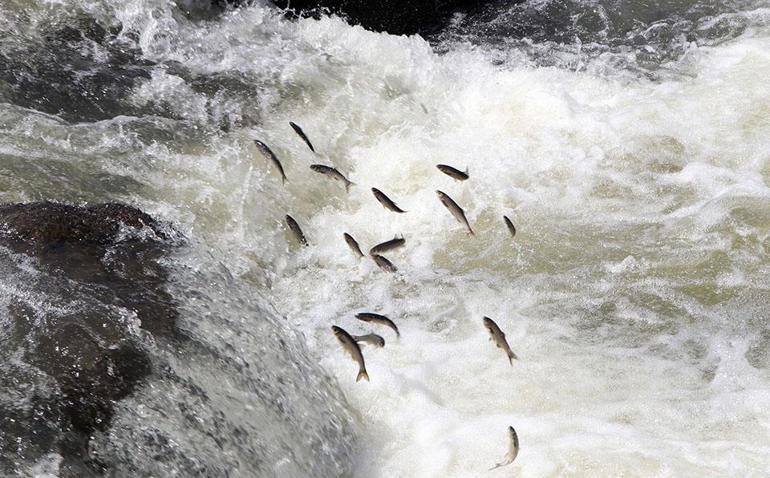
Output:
top-left (310, 164), bottom-right (354, 192)
top-left (436, 190), bottom-right (474, 235)
top-left (253, 139), bottom-right (287, 184)
top-left (371, 254), bottom-right (398, 273)
top-left (372, 188), bottom-right (406, 213)
top-left (289, 121), bottom-right (315, 152)
top-left (436, 164), bottom-right (469, 181)
top-left (343, 233), bottom-right (364, 258)
top-left (352, 333), bottom-right (386, 348)
top-left (285, 214), bottom-right (308, 246)
top-left (355, 312), bottom-right (399, 337)
top-left (483, 317), bottom-right (517, 364)
top-left (369, 236), bottom-right (405, 255)
top-left (503, 215), bottom-right (516, 238)
top-left (489, 426), bottom-right (519, 471)
top-left (331, 325), bottom-right (369, 382)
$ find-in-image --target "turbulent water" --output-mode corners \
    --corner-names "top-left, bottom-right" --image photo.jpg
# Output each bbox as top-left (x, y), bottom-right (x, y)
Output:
top-left (1, 0), bottom-right (769, 476)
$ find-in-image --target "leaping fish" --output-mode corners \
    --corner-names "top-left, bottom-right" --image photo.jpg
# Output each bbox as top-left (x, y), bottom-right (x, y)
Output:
top-left (310, 164), bottom-right (354, 192)
top-left (289, 121), bottom-right (315, 152)
top-left (503, 215), bottom-right (516, 238)
top-left (369, 236), bottom-right (405, 255)
top-left (436, 190), bottom-right (474, 236)
top-left (372, 188), bottom-right (407, 213)
top-left (343, 233), bottom-right (364, 258)
top-left (483, 317), bottom-right (517, 364)
top-left (352, 333), bottom-right (385, 348)
top-left (331, 325), bottom-right (369, 382)
top-left (489, 426), bottom-right (519, 471)
top-left (436, 164), bottom-right (469, 181)
top-left (355, 312), bottom-right (399, 337)
top-left (254, 139), bottom-right (287, 184)
top-left (371, 254), bottom-right (397, 273)
top-left (285, 214), bottom-right (308, 246)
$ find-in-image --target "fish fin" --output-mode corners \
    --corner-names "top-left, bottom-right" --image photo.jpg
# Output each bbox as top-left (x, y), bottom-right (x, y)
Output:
top-left (488, 463), bottom-right (502, 471)
top-left (508, 354), bottom-right (513, 365)
top-left (357, 370), bottom-right (370, 382)
top-left (469, 227), bottom-right (475, 236)
top-left (345, 181), bottom-right (354, 192)
top-left (282, 175), bottom-right (287, 185)
top-left (465, 167), bottom-right (469, 175)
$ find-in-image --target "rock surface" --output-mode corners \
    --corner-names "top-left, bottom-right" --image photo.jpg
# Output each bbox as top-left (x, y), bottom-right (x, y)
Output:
top-left (0, 202), bottom-right (179, 476)
top-left (270, 0), bottom-right (493, 35)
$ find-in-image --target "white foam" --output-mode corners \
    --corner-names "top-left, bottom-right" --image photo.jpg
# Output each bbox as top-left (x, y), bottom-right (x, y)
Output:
top-left (254, 12), bottom-right (770, 477)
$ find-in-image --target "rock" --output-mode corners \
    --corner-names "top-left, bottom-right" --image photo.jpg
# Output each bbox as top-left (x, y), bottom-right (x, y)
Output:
top-left (0, 202), bottom-right (168, 251)
top-left (270, 0), bottom-right (492, 35)
top-left (0, 202), bottom-right (179, 476)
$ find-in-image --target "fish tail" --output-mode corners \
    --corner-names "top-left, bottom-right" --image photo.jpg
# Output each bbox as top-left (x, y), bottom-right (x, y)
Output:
top-left (357, 369), bottom-right (370, 382)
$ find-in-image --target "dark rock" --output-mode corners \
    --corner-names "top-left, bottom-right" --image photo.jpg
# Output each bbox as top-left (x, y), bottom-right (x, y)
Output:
top-left (0, 202), bottom-right (179, 476)
top-left (271, 0), bottom-right (493, 35)
top-left (0, 202), bottom-right (168, 252)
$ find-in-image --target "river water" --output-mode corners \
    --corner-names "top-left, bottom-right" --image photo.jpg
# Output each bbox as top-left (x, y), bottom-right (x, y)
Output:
top-left (1, 0), bottom-right (769, 476)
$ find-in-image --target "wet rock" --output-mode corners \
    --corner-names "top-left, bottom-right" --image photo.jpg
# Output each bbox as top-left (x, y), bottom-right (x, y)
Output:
top-left (270, 0), bottom-right (493, 35)
top-left (0, 202), bottom-right (179, 476)
top-left (0, 202), bottom-right (168, 251)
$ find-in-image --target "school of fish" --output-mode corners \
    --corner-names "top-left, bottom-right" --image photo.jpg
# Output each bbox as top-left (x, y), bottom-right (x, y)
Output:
top-left (255, 122), bottom-right (520, 470)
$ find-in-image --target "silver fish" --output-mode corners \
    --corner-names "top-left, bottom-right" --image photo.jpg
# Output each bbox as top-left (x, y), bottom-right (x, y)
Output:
top-left (503, 215), bottom-right (516, 238)
top-left (310, 164), bottom-right (354, 192)
top-left (369, 236), bottom-right (405, 255)
top-left (352, 333), bottom-right (385, 348)
top-left (371, 254), bottom-right (397, 273)
top-left (254, 139), bottom-right (287, 184)
top-left (436, 164), bottom-right (469, 181)
top-left (332, 325), bottom-right (369, 382)
top-left (355, 312), bottom-right (399, 337)
top-left (372, 188), bottom-right (406, 213)
top-left (436, 190), bottom-right (474, 235)
top-left (289, 121), bottom-right (315, 152)
top-left (285, 214), bottom-right (308, 246)
top-left (489, 426), bottom-right (519, 471)
top-left (343, 233), bottom-right (364, 257)
top-left (483, 317), bottom-right (517, 364)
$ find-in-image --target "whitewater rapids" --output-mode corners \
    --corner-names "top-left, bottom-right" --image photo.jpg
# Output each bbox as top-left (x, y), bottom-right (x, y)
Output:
top-left (1, 0), bottom-right (769, 476)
